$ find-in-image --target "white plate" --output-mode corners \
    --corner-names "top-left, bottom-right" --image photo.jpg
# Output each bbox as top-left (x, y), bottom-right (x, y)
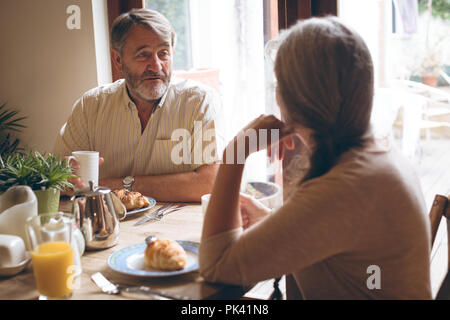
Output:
top-left (0, 256), bottom-right (30, 277)
top-left (125, 197), bottom-right (157, 216)
top-left (108, 241), bottom-right (198, 278)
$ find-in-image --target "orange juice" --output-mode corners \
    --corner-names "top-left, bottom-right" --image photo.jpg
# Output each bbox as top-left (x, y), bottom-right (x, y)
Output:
top-left (31, 241), bottom-right (74, 298)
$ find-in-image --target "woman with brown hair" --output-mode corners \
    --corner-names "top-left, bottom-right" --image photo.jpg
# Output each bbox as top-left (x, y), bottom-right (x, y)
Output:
top-left (199, 16), bottom-right (432, 299)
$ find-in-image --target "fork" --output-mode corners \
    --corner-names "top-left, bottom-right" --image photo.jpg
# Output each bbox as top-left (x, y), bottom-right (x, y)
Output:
top-left (152, 203), bottom-right (187, 221)
top-left (133, 203), bottom-right (172, 226)
top-left (133, 203), bottom-right (186, 226)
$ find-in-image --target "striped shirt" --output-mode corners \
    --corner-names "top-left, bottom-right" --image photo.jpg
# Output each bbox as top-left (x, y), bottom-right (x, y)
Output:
top-left (53, 78), bottom-right (224, 179)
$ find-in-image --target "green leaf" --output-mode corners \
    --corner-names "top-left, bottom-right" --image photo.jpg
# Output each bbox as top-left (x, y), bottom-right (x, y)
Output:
top-left (0, 103), bottom-right (26, 158)
top-left (0, 151), bottom-right (74, 192)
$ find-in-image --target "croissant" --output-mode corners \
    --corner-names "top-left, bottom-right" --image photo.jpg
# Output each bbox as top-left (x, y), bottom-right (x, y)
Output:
top-left (113, 189), bottom-right (150, 211)
top-left (144, 239), bottom-right (187, 271)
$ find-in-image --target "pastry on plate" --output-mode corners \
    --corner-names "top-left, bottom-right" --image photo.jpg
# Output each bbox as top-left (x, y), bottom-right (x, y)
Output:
top-left (112, 189), bottom-right (150, 211)
top-left (144, 239), bottom-right (187, 271)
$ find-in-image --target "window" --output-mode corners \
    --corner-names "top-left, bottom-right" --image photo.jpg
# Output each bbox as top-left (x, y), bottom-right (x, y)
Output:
top-left (339, 0), bottom-right (450, 209)
top-left (147, 0), bottom-right (192, 70)
top-left (146, 0), bottom-right (281, 184)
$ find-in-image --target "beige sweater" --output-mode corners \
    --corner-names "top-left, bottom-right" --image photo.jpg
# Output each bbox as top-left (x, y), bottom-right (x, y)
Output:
top-left (199, 143), bottom-right (432, 299)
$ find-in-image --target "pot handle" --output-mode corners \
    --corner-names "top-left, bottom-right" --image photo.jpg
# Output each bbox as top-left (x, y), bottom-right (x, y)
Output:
top-left (110, 192), bottom-right (127, 221)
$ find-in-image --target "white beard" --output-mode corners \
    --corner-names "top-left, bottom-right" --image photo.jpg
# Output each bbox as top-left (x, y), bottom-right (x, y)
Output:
top-left (122, 63), bottom-right (171, 102)
top-left (134, 80), bottom-right (169, 101)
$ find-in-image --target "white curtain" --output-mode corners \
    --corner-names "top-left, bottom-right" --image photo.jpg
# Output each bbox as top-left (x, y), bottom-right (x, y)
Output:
top-left (189, 0), bottom-right (267, 182)
top-left (392, 0), bottom-right (419, 34)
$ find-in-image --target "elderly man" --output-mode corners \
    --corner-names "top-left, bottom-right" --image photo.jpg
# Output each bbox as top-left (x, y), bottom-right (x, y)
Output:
top-left (54, 9), bottom-right (223, 202)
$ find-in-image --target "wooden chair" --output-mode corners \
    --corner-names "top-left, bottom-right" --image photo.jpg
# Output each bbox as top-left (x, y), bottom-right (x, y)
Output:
top-left (429, 194), bottom-right (450, 299)
top-left (430, 194), bottom-right (449, 247)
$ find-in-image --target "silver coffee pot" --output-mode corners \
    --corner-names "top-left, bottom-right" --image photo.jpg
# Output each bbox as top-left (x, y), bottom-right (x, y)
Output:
top-left (71, 181), bottom-right (125, 250)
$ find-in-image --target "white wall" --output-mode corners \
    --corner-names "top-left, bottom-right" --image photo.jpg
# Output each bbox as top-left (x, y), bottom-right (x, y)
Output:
top-left (0, 0), bottom-right (102, 153)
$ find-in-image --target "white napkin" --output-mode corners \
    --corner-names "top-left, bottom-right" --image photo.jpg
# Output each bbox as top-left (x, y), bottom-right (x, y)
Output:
top-left (0, 186), bottom-right (38, 250)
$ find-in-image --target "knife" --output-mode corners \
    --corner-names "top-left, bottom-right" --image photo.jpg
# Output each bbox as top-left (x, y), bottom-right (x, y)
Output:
top-left (91, 272), bottom-right (189, 300)
top-left (133, 203), bottom-right (173, 226)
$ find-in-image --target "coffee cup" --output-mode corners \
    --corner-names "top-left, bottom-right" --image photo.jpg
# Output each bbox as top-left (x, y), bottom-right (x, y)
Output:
top-left (201, 194), bottom-right (211, 215)
top-left (67, 151), bottom-right (99, 191)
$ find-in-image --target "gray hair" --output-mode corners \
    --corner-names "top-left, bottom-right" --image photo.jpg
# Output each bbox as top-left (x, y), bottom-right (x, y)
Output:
top-left (110, 8), bottom-right (176, 53)
top-left (274, 16), bottom-right (374, 182)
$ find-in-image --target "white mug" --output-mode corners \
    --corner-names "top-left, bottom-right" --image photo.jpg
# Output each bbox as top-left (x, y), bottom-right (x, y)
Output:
top-left (201, 194), bottom-right (211, 216)
top-left (67, 151), bottom-right (99, 191)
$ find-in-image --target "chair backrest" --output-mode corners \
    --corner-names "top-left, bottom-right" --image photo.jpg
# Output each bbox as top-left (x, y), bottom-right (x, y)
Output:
top-left (429, 194), bottom-right (450, 299)
top-left (430, 195), bottom-right (449, 247)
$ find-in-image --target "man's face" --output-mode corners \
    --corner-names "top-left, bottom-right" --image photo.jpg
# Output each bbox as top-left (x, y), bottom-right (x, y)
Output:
top-left (119, 25), bottom-right (173, 102)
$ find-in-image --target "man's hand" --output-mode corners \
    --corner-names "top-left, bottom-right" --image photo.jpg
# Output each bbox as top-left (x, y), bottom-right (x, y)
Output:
top-left (239, 193), bottom-right (271, 229)
top-left (61, 156), bottom-right (104, 196)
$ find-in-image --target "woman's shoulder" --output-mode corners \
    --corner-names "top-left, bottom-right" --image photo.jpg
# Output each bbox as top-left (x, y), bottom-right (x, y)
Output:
top-left (331, 140), bottom-right (416, 184)
top-left (296, 142), bottom-right (425, 214)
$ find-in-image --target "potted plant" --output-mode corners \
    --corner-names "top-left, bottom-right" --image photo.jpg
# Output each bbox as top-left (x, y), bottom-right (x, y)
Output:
top-left (417, 0), bottom-right (449, 86)
top-left (420, 47), bottom-right (444, 87)
top-left (0, 102), bottom-right (26, 158)
top-left (0, 151), bottom-right (74, 215)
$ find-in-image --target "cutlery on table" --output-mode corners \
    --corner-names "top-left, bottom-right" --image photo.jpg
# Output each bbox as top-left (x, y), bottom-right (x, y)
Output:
top-left (133, 203), bottom-right (172, 226)
top-left (133, 203), bottom-right (187, 226)
top-left (152, 205), bottom-right (186, 221)
top-left (91, 272), bottom-right (189, 300)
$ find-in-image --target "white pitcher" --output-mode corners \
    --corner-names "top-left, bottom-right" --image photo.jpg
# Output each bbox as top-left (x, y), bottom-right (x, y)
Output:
top-left (0, 186), bottom-right (38, 250)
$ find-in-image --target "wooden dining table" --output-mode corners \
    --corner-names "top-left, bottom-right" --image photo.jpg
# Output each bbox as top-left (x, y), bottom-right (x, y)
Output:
top-left (0, 199), bottom-right (251, 300)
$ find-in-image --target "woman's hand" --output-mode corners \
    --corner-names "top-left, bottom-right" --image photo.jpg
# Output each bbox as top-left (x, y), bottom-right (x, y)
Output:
top-left (224, 115), bottom-right (296, 163)
top-left (240, 193), bottom-right (271, 229)
top-left (203, 115), bottom-right (293, 240)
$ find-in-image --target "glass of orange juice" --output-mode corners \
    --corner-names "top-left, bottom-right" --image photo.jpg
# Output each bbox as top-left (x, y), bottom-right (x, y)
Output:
top-left (26, 213), bottom-right (76, 300)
